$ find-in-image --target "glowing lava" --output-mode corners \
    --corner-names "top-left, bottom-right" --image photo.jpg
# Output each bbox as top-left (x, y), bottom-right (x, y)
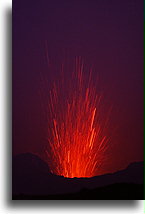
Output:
top-left (45, 57), bottom-right (108, 178)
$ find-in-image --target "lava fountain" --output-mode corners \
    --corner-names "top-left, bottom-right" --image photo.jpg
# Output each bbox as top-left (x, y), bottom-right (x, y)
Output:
top-left (45, 57), bottom-right (109, 178)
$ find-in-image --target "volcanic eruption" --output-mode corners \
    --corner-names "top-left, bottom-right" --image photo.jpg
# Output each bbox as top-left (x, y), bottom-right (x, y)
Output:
top-left (45, 57), bottom-right (109, 178)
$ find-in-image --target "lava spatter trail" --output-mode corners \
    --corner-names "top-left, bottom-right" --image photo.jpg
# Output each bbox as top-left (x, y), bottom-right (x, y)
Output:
top-left (45, 57), bottom-right (109, 178)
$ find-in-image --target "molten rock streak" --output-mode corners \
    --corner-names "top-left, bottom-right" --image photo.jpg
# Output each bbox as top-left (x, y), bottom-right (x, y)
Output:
top-left (46, 58), bottom-right (108, 178)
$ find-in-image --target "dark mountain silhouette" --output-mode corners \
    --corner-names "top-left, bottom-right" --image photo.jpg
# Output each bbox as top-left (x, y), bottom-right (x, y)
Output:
top-left (12, 153), bottom-right (143, 199)
top-left (13, 153), bottom-right (50, 174)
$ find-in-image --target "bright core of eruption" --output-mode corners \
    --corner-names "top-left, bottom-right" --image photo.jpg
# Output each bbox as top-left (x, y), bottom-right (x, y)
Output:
top-left (45, 57), bottom-right (108, 178)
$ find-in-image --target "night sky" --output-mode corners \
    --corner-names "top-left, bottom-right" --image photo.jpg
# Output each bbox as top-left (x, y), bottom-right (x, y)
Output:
top-left (13, 0), bottom-right (143, 175)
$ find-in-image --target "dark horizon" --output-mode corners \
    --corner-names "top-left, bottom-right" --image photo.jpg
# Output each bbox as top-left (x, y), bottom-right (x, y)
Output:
top-left (12, 153), bottom-right (144, 199)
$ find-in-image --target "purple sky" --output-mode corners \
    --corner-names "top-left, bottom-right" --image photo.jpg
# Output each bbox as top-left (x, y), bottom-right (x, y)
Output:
top-left (13, 0), bottom-right (143, 174)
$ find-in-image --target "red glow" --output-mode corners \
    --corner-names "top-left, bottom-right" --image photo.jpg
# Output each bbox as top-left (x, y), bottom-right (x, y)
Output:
top-left (46, 57), bottom-right (109, 178)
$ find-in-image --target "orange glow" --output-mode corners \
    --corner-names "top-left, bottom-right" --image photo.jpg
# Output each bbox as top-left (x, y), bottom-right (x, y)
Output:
top-left (46, 57), bottom-right (109, 178)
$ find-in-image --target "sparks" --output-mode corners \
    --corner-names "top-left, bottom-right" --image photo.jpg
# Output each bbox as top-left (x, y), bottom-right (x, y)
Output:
top-left (45, 57), bottom-right (109, 178)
